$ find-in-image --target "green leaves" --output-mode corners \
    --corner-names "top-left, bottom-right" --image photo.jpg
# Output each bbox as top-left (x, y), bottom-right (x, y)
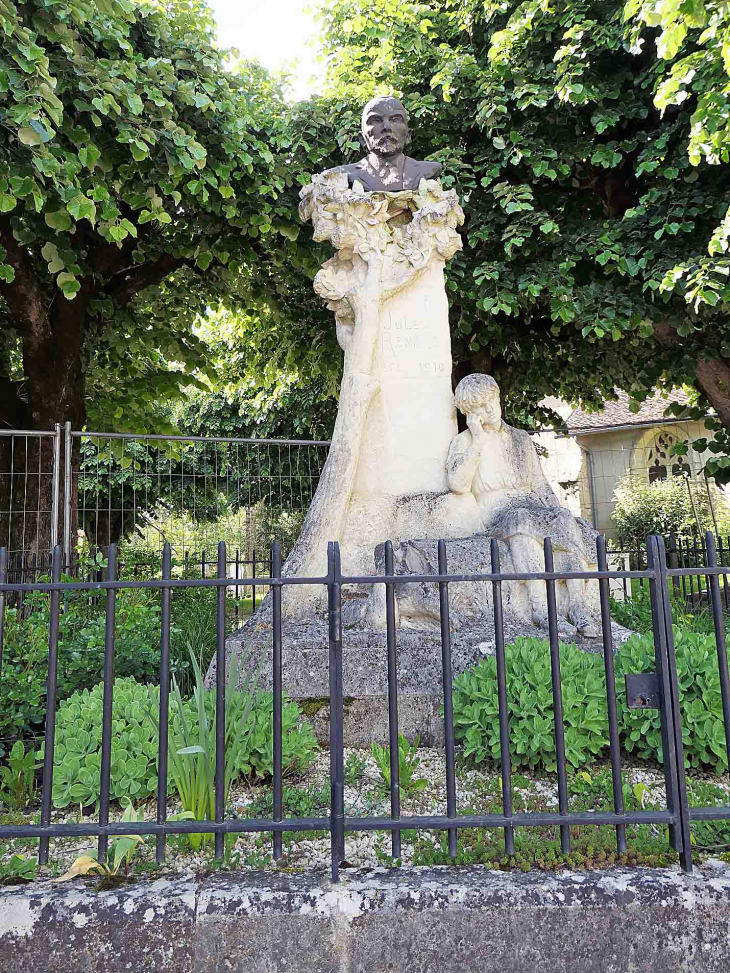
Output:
top-left (452, 638), bottom-right (611, 772)
top-left (44, 209), bottom-right (72, 232)
top-left (43, 666), bottom-right (318, 812)
top-left (453, 631), bottom-right (730, 774)
top-left (17, 120), bottom-right (52, 146)
top-left (372, 734), bottom-right (427, 797)
top-left (57, 272), bottom-right (80, 299)
top-left (67, 195), bottom-right (96, 224)
top-left (616, 629), bottom-right (730, 772)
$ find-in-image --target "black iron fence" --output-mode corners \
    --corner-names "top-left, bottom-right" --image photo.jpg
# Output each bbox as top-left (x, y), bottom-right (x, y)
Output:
top-left (1, 531), bottom-right (729, 881)
top-left (607, 532), bottom-right (730, 608)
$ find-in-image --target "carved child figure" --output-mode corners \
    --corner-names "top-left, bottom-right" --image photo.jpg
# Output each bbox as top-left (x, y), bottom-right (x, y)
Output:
top-left (446, 374), bottom-right (601, 638)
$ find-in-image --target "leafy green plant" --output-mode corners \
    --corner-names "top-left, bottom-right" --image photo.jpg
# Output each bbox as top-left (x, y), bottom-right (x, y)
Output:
top-left (452, 638), bottom-right (609, 771)
top-left (41, 678), bottom-right (164, 808)
top-left (344, 752), bottom-right (367, 788)
top-left (0, 741), bottom-right (40, 808)
top-left (233, 691), bottom-right (318, 780)
top-left (44, 669), bottom-right (318, 811)
top-left (615, 631), bottom-right (730, 772)
top-left (162, 649), bottom-right (259, 850)
top-left (371, 734), bottom-right (427, 798)
top-left (0, 854), bottom-right (37, 885)
top-left (57, 804), bottom-right (147, 881)
top-left (0, 585), bottom-right (179, 746)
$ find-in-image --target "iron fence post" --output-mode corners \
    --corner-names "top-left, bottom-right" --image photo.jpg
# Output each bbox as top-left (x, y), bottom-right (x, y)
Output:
top-left (647, 534), bottom-right (693, 872)
top-left (384, 540), bottom-right (401, 860)
top-left (328, 541), bottom-right (345, 881)
top-left (51, 424), bottom-right (61, 551)
top-left (0, 547), bottom-right (7, 679)
top-left (706, 532), bottom-right (730, 774)
top-left (272, 540), bottom-right (283, 860)
top-left (63, 422), bottom-right (72, 570)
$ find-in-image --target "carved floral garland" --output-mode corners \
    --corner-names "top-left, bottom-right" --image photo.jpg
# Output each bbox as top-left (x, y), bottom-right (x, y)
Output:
top-left (299, 171), bottom-right (464, 344)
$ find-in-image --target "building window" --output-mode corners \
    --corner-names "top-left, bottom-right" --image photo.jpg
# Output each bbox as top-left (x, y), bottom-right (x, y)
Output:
top-left (646, 429), bottom-right (691, 482)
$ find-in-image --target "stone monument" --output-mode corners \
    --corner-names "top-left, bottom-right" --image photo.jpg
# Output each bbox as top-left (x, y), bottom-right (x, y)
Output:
top-left (213, 96), bottom-right (625, 744)
top-left (278, 94), bottom-right (479, 616)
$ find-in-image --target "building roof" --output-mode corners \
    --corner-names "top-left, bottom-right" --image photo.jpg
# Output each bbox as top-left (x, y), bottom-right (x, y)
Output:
top-left (566, 389), bottom-right (692, 435)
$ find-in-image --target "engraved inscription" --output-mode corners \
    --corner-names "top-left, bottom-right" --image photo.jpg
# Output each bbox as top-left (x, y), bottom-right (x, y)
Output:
top-left (380, 305), bottom-right (450, 377)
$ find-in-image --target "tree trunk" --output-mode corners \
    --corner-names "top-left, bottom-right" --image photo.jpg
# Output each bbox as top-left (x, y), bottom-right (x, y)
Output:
top-left (652, 320), bottom-right (730, 431)
top-left (0, 288), bottom-right (88, 573)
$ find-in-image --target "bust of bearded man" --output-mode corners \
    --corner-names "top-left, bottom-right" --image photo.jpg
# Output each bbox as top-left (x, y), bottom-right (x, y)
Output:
top-left (326, 95), bottom-right (441, 192)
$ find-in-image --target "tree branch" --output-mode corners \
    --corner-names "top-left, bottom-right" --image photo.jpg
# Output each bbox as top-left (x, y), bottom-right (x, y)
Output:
top-left (105, 253), bottom-right (187, 306)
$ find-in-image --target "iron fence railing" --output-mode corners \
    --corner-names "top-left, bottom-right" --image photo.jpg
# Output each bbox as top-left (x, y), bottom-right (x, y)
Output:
top-left (1, 531), bottom-right (728, 880)
top-left (606, 532), bottom-right (730, 610)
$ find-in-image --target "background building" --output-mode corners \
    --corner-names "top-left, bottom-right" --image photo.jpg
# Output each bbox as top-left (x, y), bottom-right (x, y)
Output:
top-left (537, 390), bottom-right (720, 539)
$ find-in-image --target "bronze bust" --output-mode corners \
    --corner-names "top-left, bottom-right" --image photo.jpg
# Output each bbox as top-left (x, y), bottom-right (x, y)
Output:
top-left (328, 95), bottom-right (441, 192)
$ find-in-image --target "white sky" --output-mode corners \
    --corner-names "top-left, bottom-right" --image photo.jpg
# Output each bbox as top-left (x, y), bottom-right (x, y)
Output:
top-left (207, 0), bottom-right (326, 100)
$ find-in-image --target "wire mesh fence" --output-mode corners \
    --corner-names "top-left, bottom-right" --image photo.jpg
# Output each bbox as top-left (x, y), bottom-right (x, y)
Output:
top-left (0, 425), bottom-right (330, 608)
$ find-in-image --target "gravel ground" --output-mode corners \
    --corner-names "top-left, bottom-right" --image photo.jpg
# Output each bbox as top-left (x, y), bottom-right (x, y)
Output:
top-left (4, 747), bottom-right (728, 881)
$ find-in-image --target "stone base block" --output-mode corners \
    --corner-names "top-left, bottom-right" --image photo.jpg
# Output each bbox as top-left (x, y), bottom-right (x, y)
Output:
top-left (219, 616), bottom-right (627, 746)
top-left (305, 693), bottom-right (445, 747)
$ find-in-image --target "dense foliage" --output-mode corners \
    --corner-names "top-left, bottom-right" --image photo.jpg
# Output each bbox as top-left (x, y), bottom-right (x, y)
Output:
top-left (0, 0), bottom-right (302, 434)
top-left (611, 473), bottom-right (730, 546)
top-left (302, 0), bottom-right (730, 433)
top-left (452, 632), bottom-right (730, 772)
top-left (3, 0), bottom-right (730, 448)
top-left (616, 629), bottom-right (730, 771)
top-left (452, 637), bottom-right (610, 770)
top-left (0, 590), bottom-right (165, 744)
top-left (43, 677), bottom-right (318, 809)
top-left (0, 581), bottom-right (244, 743)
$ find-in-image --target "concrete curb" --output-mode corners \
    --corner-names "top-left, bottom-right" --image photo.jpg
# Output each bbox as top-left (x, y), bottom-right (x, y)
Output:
top-left (2, 862), bottom-right (730, 971)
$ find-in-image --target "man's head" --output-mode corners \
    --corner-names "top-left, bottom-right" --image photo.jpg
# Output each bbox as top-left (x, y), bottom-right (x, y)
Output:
top-left (361, 96), bottom-right (410, 159)
top-left (454, 374), bottom-right (501, 430)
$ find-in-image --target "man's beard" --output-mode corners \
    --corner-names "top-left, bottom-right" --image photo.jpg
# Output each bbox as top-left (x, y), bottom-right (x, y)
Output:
top-left (370, 136), bottom-right (403, 157)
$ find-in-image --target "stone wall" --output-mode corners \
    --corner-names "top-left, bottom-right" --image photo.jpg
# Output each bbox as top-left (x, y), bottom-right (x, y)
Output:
top-left (3, 863), bottom-right (730, 972)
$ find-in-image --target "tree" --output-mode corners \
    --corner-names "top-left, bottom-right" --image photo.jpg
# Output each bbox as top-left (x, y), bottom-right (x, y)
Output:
top-left (74, 308), bottom-right (338, 550)
top-left (281, 0), bottom-right (730, 438)
top-left (0, 0), bottom-right (301, 553)
top-left (621, 0), bottom-right (730, 477)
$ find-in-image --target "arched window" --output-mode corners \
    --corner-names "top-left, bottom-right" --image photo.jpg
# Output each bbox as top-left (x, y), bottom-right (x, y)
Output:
top-left (637, 428), bottom-right (691, 482)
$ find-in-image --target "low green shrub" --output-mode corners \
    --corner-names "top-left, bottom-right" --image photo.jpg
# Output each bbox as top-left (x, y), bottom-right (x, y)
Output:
top-left (452, 638), bottom-right (609, 771)
top-left (42, 675), bottom-right (319, 809)
top-left (611, 474), bottom-right (728, 548)
top-left (44, 678), bottom-right (163, 808)
top-left (452, 633), bottom-right (730, 774)
top-left (615, 630), bottom-right (730, 772)
top-left (236, 691), bottom-right (318, 778)
top-left (0, 588), bottom-right (175, 745)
